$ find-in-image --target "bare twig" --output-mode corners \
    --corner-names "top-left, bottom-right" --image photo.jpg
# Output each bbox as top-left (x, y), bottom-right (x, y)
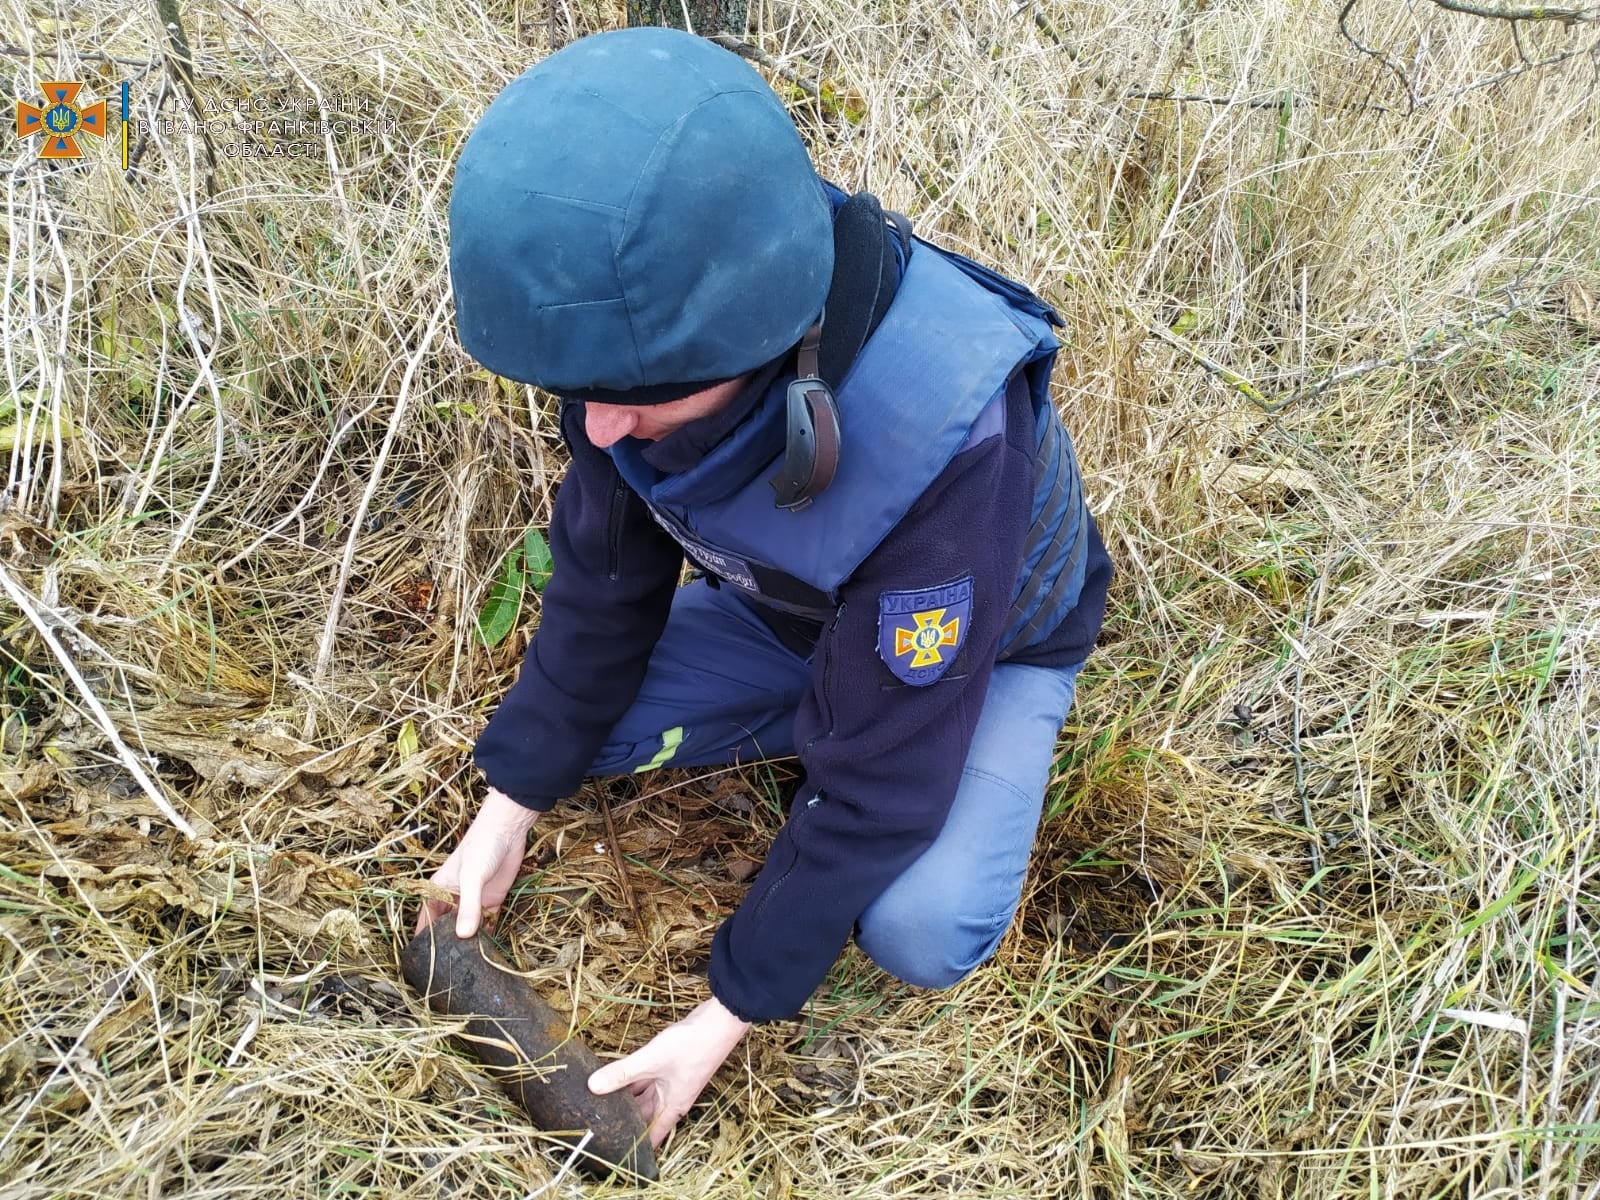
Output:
top-left (1452, 41), bottom-right (1592, 93)
top-left (1121, 90), bottom-right (1296, 110)
top-left (153, 0), bottom-right (196, 85)
top-left (0, 565), bottom-right (198, 840)
top-left (1145, 299), bottom-right (1524, 415)
top-left (708, 33), bottom-right (821, 101)
top-left (1030, 4), bottom-right (1067, 46)
top-left (1128, 35), bottom-right (1593, 114)
top-left (1429, 0), bottom-right (1597, 24)
top-left (1340, 0), bottom-right (1600, 113)
top-left (0, 43), bottom-right (157, 68)
top-left (708, 33), bottom-right (865, 122)
top-left (1512, 16), bottom-right (1535, 61)
top-left (1142, 319), bottom-right (1273, 409)
top-left (1338, 0), bottom-right (1418, 114)
top-left (599, 793), bottom-right (645, 934)
top-left (152, 0), bottom-right (217, 192)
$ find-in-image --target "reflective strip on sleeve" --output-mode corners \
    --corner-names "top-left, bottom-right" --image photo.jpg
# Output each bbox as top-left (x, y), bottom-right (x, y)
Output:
top-left (632, 726), bottom-right (685, 773)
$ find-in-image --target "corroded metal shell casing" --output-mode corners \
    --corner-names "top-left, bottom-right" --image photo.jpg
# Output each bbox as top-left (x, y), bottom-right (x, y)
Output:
top-left (401, 915), bottom-right (658, 1182)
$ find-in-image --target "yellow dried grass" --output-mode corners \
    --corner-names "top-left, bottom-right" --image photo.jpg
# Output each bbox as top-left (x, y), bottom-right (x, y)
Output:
top-left (1, 0), bottom-right (1597, 1196)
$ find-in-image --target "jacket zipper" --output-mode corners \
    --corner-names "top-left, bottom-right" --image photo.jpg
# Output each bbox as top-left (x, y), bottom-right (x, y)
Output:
top-left (803, 603), bottom-right (845, 752)
top-left (750, 792), bottom-right (821, 922)
top-left (605, 475), bottom-right (628, 581)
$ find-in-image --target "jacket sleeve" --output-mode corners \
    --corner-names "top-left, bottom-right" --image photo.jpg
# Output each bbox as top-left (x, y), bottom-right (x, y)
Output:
top-left (707, 391), bottom-right (1037, 1021)
top-left (473, 404), bottom-right (683, 809)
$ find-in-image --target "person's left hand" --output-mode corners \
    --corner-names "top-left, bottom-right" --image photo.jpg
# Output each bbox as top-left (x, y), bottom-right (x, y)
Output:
top-left (588, 995), bottom-right (752, 1148)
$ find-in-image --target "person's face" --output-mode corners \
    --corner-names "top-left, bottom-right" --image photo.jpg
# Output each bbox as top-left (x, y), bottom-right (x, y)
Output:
top-left (583, 375), bottom-right (749, 448)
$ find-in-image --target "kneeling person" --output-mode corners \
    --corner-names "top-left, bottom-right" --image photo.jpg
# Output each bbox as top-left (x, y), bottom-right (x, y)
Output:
top-left (421, 26), bottom-right (1114, 1148)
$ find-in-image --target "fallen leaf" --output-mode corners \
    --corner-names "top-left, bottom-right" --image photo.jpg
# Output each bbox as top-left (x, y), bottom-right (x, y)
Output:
top-left (1564, 279), bottom-right (1597, 331)
top-left (0, 762), bottom-right (55, 801)
top-left (392, 877), bottom-right (455, 905)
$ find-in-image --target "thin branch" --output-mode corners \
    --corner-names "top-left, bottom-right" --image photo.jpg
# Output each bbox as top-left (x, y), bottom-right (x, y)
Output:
top-left (1338, 0), bottom-right (1418, 114)
top-left (708, 33), bottom-right (865, 122)
top-left (708, 33), bottom-right (820, 101)
top-left (1127, 26), bottom-right (1595, 115)
top-left (152, 0), bottom-right (217, 192)
top-left (153, 0), bottom-right (196, 85)
top-left (1143, 319), bottom-right (1273, 409)
top-left (1030, 4), bottom-right (1067, 47)
top-left (1273, 302), bottom-right (1523, 411)
top-left (1143, 298), bottom-right (1524, 416)
top-left (0, 43), bottom-right (158, 68)
top-left (1429, 0), bottom-right (1597, 24)
top-left (1121, 90), bottom-right (1295, 110)
top-left (1512, 16), bottom-right (1535, 61)
top-left (1441, 42), bottom-right (1592, 96)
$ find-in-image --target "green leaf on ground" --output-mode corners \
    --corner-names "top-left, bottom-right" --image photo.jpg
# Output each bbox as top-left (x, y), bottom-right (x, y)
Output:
top-left (475, 544), bottom-right (527, 647)
top-left (475, 528), bottom-right (552, 646)
top-left (523, 527), bottom-right (553, 594)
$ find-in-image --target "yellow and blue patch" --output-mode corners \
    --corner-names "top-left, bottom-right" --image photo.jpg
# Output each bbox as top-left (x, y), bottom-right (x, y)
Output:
top-left (878, 576), bottom-right (973, 686)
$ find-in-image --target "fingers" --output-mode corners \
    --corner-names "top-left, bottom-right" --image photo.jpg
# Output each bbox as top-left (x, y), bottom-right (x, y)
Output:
top-left (590, 1059), bottom-right (671, 1146)
top-left (413, 896), bottom-right (492, 940)
top-left (454, 880), bottom-right (482, 939)
top-left (453, 847), bottom-right (499, 939)
top-left (588, 1059), bottom-right (633, 1096)
top-left (416, 794), bottom-right (540, 940)
top-left (644, 1103), bottom-right (678, 1149)
top-left (416, 844), bottom-right (463, 935)
top-left (587, 1038), bottom-right (703, 1149)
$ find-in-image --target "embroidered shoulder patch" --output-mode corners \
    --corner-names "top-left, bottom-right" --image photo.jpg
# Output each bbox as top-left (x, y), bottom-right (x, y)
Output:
top-left (877, 576), bottom-right (974, 686)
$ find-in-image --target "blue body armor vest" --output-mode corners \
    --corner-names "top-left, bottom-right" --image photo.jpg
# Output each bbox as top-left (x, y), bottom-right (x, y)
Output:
top-left (607, 238), bottom-right (1090, 661)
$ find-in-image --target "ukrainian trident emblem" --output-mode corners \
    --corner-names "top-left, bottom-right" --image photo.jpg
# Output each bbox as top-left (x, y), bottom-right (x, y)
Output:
top-left (17, 82), bottom-right (109, 159)
top-left (878, 576), bottom-right (974, 686)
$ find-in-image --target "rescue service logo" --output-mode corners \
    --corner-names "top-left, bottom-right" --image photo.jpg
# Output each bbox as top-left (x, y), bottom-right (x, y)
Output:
top-left (15, 81), bottom-right (109, 159)
top-left (878, 577), bottom-right (973, 686)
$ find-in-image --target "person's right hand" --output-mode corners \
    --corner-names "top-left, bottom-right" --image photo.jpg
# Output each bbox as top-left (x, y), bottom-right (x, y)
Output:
top-left (417, 787), bottom-right (541, 938)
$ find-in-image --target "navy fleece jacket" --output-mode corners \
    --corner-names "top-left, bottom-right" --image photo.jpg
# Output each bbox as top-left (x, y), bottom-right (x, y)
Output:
top-left (473, 360), bottom-right (1112, 1021)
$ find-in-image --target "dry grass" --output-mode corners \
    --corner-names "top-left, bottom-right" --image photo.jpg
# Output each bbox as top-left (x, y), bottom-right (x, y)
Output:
top-left (2, 0), bottom-right (1598, 1196)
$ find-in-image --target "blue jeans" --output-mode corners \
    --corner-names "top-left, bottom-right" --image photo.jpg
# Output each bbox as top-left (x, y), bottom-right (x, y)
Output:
top-left (589, 581), bottom-right (1082, 989)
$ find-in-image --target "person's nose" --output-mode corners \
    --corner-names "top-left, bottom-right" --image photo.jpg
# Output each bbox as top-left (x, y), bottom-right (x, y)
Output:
top-left (584, 404), bottom-right (638, 448)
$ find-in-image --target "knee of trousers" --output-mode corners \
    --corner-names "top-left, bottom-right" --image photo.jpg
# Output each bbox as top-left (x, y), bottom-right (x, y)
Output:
top-left (855, 890), bottom-right (1017, 991)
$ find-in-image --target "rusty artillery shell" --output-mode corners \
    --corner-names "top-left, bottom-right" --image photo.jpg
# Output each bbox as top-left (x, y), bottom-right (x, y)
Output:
top-left (401, 915), bottom-right (658, 1182)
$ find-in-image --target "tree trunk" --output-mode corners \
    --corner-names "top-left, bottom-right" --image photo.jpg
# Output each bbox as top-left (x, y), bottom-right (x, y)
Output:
top-left (625, 0), bottom-right (748, 35)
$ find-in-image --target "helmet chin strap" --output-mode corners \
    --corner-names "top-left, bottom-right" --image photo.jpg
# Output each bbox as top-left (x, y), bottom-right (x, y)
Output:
top-left (766, 189), bottom-right (911, 512)
top-left (769, 320), bottom-right (841, 511)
